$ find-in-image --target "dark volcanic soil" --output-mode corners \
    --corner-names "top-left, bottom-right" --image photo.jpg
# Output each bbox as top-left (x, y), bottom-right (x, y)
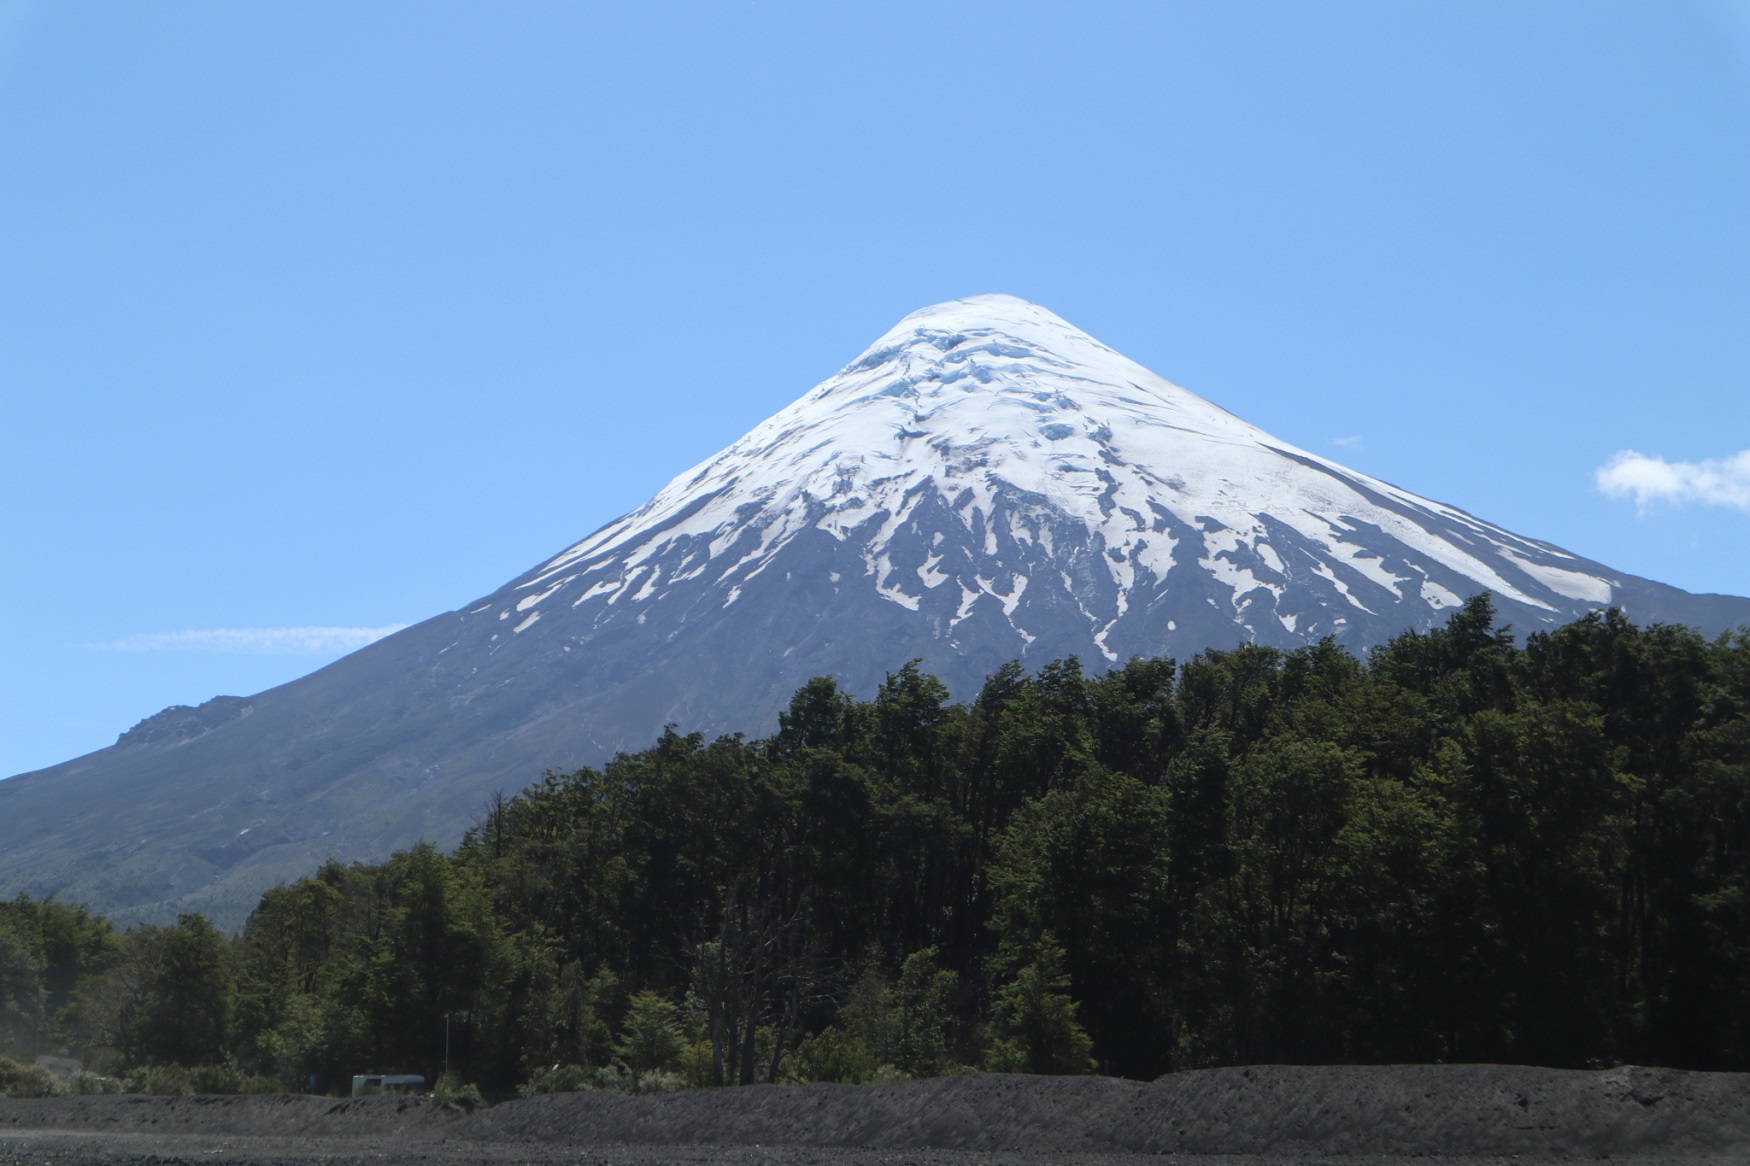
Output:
top-left (2, 1064), bottom-right (1745, 1165)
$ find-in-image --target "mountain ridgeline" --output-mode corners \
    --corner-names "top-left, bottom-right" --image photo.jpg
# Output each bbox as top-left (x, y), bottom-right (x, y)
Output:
top-left (3, 294), bottom-right (1748, 928)
top-left (3, 599), bottom-right (1748, 1090)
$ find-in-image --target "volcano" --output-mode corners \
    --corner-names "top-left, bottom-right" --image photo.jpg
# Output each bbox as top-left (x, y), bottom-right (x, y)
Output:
top-left (5, 294), bottom-right (1746, 925)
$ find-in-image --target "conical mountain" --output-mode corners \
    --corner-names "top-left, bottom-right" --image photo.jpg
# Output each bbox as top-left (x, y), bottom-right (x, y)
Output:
top-left (4, 295), bottom-right (1745, 926)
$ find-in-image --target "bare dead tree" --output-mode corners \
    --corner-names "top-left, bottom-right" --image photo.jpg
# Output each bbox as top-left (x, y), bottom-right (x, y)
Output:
top-left (684, 875), bottom-right (831, 1085)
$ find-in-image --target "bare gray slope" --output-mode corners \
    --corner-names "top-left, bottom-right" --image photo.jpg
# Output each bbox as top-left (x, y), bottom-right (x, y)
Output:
top-left (2, 1065), bottom-right (1747, 1160)
top-left (3, 295), bottom-right (1747, 928)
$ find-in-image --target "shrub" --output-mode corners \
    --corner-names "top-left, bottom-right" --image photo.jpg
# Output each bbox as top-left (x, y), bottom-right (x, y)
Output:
top-left (118, 1063), bottom-right (281, 1095)
top-left (433, 1072), bottom-right (487, 1109)
top-left (516, 1061), bottom-right (690, 1097)
top-left (119, 1064), bottom-right (280, 1092)
top-left (126, 1064), bottom-right (193, 1095)
top-left (781, 1028), bottom-right (884, 1084)
top-left (518, 1062), bottom-right (612, 1096)
top-left (587, 1064), bottom-right (628, 1091)
top-left (188, 1064), bottom-right (244, 1094)
top-left (0, 1057), bottom-right (62, 1098)
top-left (626, 1069), bottom-right (683, 1094)
top-left (67, 1070), bottom-right (123, 1095)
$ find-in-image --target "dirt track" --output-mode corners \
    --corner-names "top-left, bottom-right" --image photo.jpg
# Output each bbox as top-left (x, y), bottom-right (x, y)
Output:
top-left (2, 1063), bottom-right (1745, 1165)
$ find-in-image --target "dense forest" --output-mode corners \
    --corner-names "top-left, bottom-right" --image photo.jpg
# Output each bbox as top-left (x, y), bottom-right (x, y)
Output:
top-left (2, 597), bottom-right (1748, 1098)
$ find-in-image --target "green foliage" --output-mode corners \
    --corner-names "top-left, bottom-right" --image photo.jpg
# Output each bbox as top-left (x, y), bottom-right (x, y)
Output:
top-left (66, 1069), bottom-right (122, 1095)
top-left (11, 601), bottom-right (1750, 1085)
top-left (119, 1063), bottom-right (281, 1096)
top-left (781, 1026), bottom-right (884, 1083)
top-left (617, 989), bottom-right (684, 1075)
top-left (984, 939), bottom-right (1096, 1075)
top-left (0, 1056), bottom-right (62, 1098)
top-left (130, 915), bottom-right (234, 1067)
top-left (0, 919), bottom-right (45, 1056)
top-left (518, 1061), bottom-right (621, 1095)
top-left (433, 1071), bottom-right (487, 1108)
top-left (987, 766), bottom-right (1172, 1073)
top-left (0, 895), bottom-right (121, 1061)
top-left (124, 1064), bottom-right (193, 1095)
top-left (841, 947), bottom-right (957, 1077)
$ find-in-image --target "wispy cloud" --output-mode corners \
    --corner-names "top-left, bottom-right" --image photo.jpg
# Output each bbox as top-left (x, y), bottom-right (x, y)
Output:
top-left (1595, 449), bottom-right (1750, 512)
top-left (90, 625), bottom-right (409, 655)
top-left (1331, 435), bottom-right (1364, 450)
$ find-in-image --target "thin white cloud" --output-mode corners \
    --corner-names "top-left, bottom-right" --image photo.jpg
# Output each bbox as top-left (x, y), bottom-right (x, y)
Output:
top-left (1595, 449), bottom-right (1750, 512)
top-left (90, 625), bottom-right (409, 655)
top-left (1331, 435), bottom-right (1363, 450)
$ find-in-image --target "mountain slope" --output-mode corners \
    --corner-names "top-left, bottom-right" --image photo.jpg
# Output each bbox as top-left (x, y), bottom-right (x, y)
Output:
top-left (4, 294), bottom-right (1746, 926)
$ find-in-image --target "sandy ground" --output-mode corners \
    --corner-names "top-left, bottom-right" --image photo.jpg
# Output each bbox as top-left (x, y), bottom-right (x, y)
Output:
top-left (2, 1063), bottom-right (1745, 1165)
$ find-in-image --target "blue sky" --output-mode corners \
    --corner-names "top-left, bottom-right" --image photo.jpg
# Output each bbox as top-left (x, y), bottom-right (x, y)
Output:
top-left (2, 1), bottom-right (1747, 779)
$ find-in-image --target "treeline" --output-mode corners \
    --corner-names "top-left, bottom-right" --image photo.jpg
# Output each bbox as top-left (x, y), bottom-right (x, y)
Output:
top-left (3, 597), bottom-right (1748, 1097)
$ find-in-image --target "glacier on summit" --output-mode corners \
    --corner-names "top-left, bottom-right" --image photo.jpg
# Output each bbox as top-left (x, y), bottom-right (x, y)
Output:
top-left (486, 293), bottom-right (1619, 667)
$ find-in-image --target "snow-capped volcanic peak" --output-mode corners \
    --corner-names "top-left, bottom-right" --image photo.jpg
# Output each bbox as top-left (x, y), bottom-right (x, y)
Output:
top-left (501, 294), bottom-right (1617, 659)
top-left (10, 294), bottom-right (1741, 930)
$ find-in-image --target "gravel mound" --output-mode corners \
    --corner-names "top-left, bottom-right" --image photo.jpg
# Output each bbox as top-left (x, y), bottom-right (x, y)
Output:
top-left (2, 1064), bottom-right (1745, 1160)
top-left (471, 1064), bottom-right (1750, 1158)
